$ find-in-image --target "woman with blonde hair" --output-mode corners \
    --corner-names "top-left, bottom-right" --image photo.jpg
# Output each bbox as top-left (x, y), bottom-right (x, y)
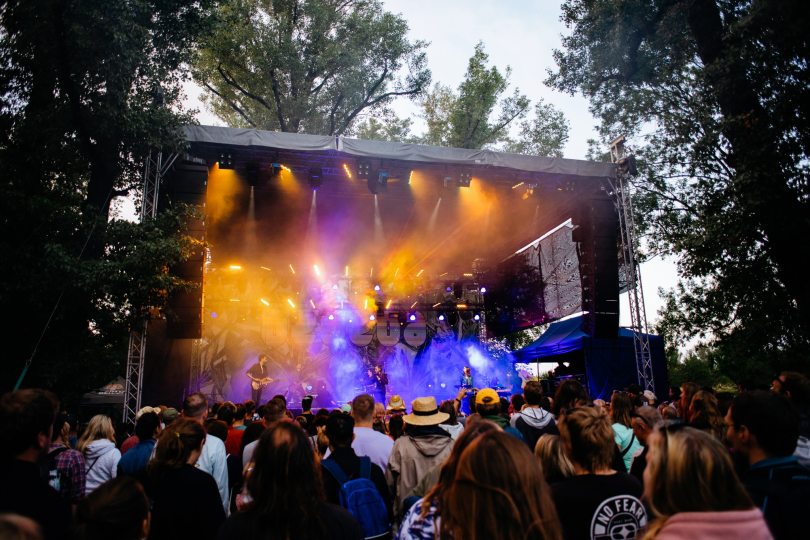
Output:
top-left (641, 425), bottom-right (771, 539)
top-left (610, 392), bottom-right (642, 471)
top-left (77, 415), bottom-right (120, 494)
top-left (534, 434), bottom-right (574, 484)
top-left (133, 419), bottom-right (225, 540)
top-left (686, 391), bottom-right (725, 440)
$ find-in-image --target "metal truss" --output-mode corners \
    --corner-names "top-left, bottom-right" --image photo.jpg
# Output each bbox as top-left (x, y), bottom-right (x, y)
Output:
top-left (124, 151), bottom-right (178, 424)
top-left (123, 321), bottom-right (147, 424)
top-left (608, 136), bottom-right (655, 393)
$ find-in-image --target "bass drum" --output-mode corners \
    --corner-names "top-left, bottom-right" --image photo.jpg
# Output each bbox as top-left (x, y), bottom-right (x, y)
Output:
top-left (261, 308), bottom-right (288, 348)
top-left (402, 312), bottom-right (427, 347)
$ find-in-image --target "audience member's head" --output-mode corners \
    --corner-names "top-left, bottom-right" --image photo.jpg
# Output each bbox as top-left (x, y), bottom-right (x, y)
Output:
top-left (559, 407), bottom-right (614, 474)
top-left (244, 400), bottom-right (256, 419)
top-left (263, 398), bottom-right (287, 423)
top-left (420, 420), bottom-right (499, 518)
top-left (159, 408), bottom-right (179, 427)
top-left (499, 397), bottom-right (510, 416)
top-left (315, 408), bottom-right (329, 418)
top-left (206, 420), bottom-right (228, 443)
top-left (475, 389), bottom-right (502, 417)
top-left (465, 413), bottom-right (483, 426)
top-left (182, 392), bottom-right (208, 422)
top-left (510, 393), bottom-right (526, 413)
top-left (0, 389), bottom-right (57, 461)
top-left (661, 406), bottom-right (678, 421)
top-left (524, 381), bottom-right (544, 407)
top-left (134, 411), bottom-right (161, 442)
top-left (539, 397), bottom-right (552, 413)
top-left (325, 414), bottom-right (354, 449)
top-left (216, 402), bottom-right (236, 426)
top-left (244, 422), bottom-right (327, 537)
top-left (74, 477), bottom-right (149, 540)
top-left (680, 382), bottom-right (700, 417)
top-left (0, 514), bottom-right (42, 540)
top-left (687, 390), bottom-right (725, 439)
top-left (773, 371), bottom-right (810, 415)
top-left (534, 433), bottom-right (575, 484)
top-left (552, 379), bottom-right (589, 417)
top-left (727, 390), bottom-right (799, 466)
top-left (301, 395), bottom-right (313, 412)
top-left (443, 430), bottom-right (563, 540)
top-left (240, 421), bottom-right (267, 461)
top-left (374, 402), bottom-right (385, 421)
top-left (147, 419), bottom-right (206, 479)
top-left (630, 406), bottom-right (663, 446)
top-left (234, 403), bottom-right (247, 424)
top-left (272, 394), bottom-right (287, 407)
top-left (439, 400), bottom-right (458, 426)
top-left (714, 392), bottom-right (735, 417)
top-left (610, 391), bottom-right (633, 428)
top-left (351, 394), bottom-right (375, 426)
top-left (643, 426), bottom-right (753, 537)
top-left (388, 414), bottom-right (405, 440)
top-left (76, 415), bottom-right (115, 455)
top-left (210, 401), bottom-right (223, 418)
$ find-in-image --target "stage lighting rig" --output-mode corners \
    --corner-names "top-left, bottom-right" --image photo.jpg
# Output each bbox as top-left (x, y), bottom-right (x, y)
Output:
top-left (271, 163), bottom-right (282, 177)
top-left (356, 160), bottom-right (372, 180)
top-left (368, 171), bottom-right (389, 194)
top-left (246, 162), bottom-right (260, 187)
top-left (217, 152), bottom-right (234, 170)
top-left (443, 171), bottom-right (472, 188)
top-left (308, 167), bottom-right (323, 190)
top-left (618, 155), bottom-right (638, 176)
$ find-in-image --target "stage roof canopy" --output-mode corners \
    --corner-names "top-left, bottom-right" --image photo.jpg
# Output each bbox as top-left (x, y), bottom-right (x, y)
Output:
top-left (184, 125), bottom-right (617, 185)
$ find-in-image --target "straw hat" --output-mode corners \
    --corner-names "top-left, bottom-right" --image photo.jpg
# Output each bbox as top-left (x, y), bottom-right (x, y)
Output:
top-left (402, 397), bottom-right (449, 426)
top-left (387, 395), bottom-right (407, 412)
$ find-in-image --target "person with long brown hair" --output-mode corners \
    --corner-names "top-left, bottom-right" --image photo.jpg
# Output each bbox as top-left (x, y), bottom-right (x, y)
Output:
top-left (73, 477), bottom-right (149, 540)
top-left (534, 434), bottom-right (574, 484)
top-left (610, 392), bottom-right (642, 471)
top-left (640, 425), bottom-right (771, 540)
top-left (679, 382), bottom-right (700, 421)
top-left (218, 421), bottom-right (363, 540)
top-left (76, 415), bottom-right (120, 495)
top-left (132, 419), bottom-right (225, 540)
top-left (686, 391), bottom-right (725, 440)
top-left (551, 379), bottom-right (589, 418)
top-left (439, 430), bottom-right (563, 540)
top-left (553, 407), bottom-right (647, 540)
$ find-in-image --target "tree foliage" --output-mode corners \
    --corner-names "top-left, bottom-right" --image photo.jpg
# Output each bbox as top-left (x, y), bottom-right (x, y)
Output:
top-left (502, 100), bottom-right (570, 158)
top-left (547, 0), bottom-right (810, 378)
top-left (0, 0), bottom-right (213, 403)
top-left (193, 0), bottom-right (431, 135)
top-left (353, 116), bottom-right (414, 142)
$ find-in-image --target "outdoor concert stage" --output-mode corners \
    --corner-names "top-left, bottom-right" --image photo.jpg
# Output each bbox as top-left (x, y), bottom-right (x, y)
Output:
top-left (138, 126), bottom-right (662, 409)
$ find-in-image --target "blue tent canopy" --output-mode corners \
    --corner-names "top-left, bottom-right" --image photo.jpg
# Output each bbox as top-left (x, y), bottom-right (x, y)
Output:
top-left (511, 315), bottom-right (669, 402)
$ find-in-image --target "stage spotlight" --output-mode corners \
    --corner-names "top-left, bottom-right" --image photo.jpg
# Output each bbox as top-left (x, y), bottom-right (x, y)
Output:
top-left (271, 163), bottom-right (282, 177)
top-left (473, 314), bottom-right (481, 321)
top-left (457, 171), bottom-right (472, 187)
top-left (332, 284), bottom-right (339, 290)
top-left (367, 171), bottom-right (389, 194)
top-left (328, 314), bottom-right (335, 320)
top-left (308, 167), bottom-right (323, 190)
top-left (217, 152), bottom-right (234, 170)
top-left (374, 285), bottom-right (381, 291)
top-left (408, 313), bottom-right (417, 322)
top-left (438, 314), bottom-right (446, 321)
top-left (445, 286), bottom-right (452, 292)
top-left (480, 286), bottom-right (487, 293)
top-left (369, 314), bottom-right (376, 321)
top-left (246, 162), bottom-right (260, 186)
top-left (442, 176), bottom-right (455, 188)
top-left (356, 160), bottom-right (372, 180)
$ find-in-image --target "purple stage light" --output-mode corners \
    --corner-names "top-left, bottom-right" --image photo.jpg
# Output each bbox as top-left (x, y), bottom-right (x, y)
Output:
top-left (369, 314), bottom-right (376, 321)
top-left (374, 285), bottom-right (381, 291)
top-left (328, 314), bottom-right (335, 320)
top-left (409, 314), bottom-right (417, 322)
top-left (438, 314), bottom-right (445, 321)
top-left (445, 286), bottom-right (452, 292)
top-left (474, 314), bottom-right (481, 321)
top-left (480, 287), bottom-right (487, 293)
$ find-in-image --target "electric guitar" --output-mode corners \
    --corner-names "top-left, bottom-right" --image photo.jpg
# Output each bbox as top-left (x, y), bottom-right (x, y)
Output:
top-left (251, 377), bottom-right (283, 390)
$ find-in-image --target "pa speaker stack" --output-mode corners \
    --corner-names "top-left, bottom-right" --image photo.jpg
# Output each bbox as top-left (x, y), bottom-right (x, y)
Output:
top-left (162, 159), bottom-right (208, 339)
top-left (572, 195), bottom-right (620, 339)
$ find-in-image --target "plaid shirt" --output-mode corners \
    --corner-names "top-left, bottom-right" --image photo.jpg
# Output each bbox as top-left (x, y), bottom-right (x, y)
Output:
top-left (49, 443), bottom-right (86, 504)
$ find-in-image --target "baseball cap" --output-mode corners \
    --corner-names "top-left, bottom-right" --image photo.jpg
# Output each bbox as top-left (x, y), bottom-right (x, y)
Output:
top-left (341, 403), bottom-right (352, 414)
top-left (161, 407), bottom-right (180, 425)
top-left (476, 388), bottom-right (499, 405)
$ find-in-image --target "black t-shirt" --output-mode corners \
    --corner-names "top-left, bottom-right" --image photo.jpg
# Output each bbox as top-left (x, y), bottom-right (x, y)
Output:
top-left (552, 472), bottom-right (647, 540)
top-left (0, 459), bottom-right (72, 540)
top-left (246, 363), bottom-right (266, 380)
top-left (217, 501), bottom-right (363, 540)
top-left (133, 464), bottom-right (226, 540)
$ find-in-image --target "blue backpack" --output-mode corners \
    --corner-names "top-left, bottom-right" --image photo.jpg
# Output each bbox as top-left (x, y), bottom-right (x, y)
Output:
top-left (322, 457), bottom-right (390, 539)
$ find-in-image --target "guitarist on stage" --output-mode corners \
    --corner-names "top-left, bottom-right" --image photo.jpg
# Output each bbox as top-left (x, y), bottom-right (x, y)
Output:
top-left (246, 354), bottom-right (273, 404)
top-left (373, 365), bottom-right (388, 404)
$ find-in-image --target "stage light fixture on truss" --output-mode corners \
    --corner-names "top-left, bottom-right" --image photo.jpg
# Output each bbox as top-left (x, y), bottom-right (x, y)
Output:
top-left (217, 152), bottom-right (234, 170)
top-left (618, 155), bottom-right (638, 176)
top-left (368, 171), bottom-right (389, 194)
top-left (437, 314), bottom-right (446, 322)
top-left (521, 183), bottom-right (537, 200)
top-left (473, 313), bottom-right (481, 321)
top-left (271, 163), bottom-right (282, 177)
top-left (408, 313), bottom-right (417, 322)
top-left (356, 160), bottom-right (372, 180)
top-left (480, 286), bottom-right (487, 293)
top-left (246, 162), bottom-right (260, 187)
top-left (308, 167), bottom-right (323, 190)
top-left (457, 171), bottom-right (472, 187)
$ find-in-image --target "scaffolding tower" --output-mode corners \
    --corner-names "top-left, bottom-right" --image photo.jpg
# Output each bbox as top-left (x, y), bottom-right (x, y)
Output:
top-left (122, 152), bottom-right (178, 425)
top-left (608, 136), bottom-right (655, 393)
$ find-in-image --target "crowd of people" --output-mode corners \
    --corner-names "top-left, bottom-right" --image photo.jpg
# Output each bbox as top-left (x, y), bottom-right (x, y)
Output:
top-left (1, 371), bottom-right (810, 540)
